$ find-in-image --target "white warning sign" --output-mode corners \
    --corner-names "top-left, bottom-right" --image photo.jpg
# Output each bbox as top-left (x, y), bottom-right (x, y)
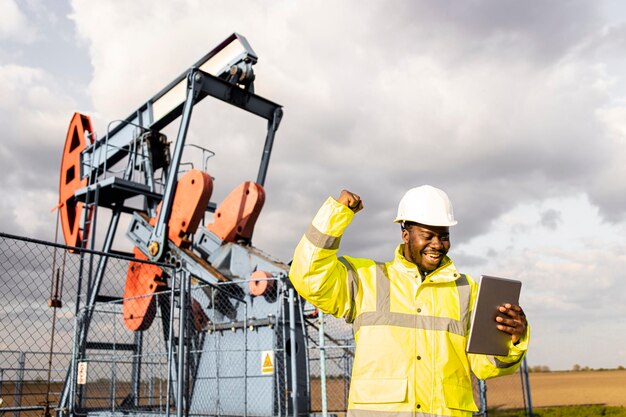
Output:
top-left (77, 362), bottom-right (88, 385)
top-left (261, 350), bottom-right (274, 375)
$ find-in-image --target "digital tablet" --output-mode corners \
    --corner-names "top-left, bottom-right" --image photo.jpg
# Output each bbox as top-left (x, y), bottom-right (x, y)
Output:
top-left (466, 275), bottom-right (522, 356)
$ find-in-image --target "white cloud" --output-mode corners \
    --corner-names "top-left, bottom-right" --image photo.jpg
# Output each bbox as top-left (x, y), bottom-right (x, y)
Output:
top-left (0, 64), bottom-right (43, 108)
top-left (0, 0), bottom-right (620, 370)
top-left (12, 189), bottom-right (59, 235)
top-left (0, 64), bottom-right (77, 144)
top-left (597, 105), bottom-right (626, 141)
top-left (456, 194), bottom-right (626, 369)
top-left (0, 0), bottom-right (36, 42)
top-left (0, 63), bottom-right (81, 238)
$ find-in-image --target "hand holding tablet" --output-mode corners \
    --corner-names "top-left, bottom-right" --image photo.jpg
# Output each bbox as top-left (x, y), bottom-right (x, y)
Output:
top-left (466, 276), bottom-right (526, 356)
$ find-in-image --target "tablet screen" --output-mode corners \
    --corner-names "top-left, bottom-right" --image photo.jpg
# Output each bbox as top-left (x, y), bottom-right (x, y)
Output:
top-left (466, 275), bottom-right (522, 356)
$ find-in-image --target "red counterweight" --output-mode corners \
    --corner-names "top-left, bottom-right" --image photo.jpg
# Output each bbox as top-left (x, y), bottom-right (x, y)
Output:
top-left (123, 169), bottom-right (213, 331)
top-left (123, 247), bottom-right (166, 331)
top-left (150, 169), bottom-right (213, 247)
top-left (207, 181), bottom-right (265, 243)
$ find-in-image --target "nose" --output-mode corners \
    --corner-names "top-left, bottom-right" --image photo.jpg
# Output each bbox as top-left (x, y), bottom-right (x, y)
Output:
top-left (429, 236), bottom-right (444, 249)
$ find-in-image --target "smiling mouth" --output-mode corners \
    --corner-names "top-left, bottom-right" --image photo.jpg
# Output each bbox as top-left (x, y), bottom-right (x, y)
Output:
top-left (424, 252), bottom-right (443, 263)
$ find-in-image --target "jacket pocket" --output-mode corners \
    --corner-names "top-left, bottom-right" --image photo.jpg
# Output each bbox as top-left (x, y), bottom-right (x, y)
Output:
top-left (442, 382), bottom-right (478, 412)
top-left (351, 378), bottom-right (408, 404)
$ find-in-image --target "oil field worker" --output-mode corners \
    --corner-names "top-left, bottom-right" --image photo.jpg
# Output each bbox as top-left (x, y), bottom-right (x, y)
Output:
top-left (289, 185), bottom-right (529, 417)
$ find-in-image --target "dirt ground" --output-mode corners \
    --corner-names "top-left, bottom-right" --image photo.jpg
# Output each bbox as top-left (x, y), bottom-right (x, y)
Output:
top-left (311, 370), bottom-right (626, 412)
top-left (486, 370), bottom-right (626, 409)
top-left (3, 370), bottom-right (625, 415)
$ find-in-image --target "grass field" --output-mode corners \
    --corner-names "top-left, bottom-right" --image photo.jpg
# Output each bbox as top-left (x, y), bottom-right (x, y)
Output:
top-left (489, 405), bottom-right (626, 417)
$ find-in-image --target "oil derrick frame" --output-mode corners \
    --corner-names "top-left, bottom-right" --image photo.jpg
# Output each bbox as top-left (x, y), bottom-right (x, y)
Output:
top-left (54, 33), bottom-right (309, 417)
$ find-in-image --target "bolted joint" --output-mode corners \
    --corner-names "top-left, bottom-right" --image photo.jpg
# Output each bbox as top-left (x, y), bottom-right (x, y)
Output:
top-left (148, 241), bottom-right (160, 257)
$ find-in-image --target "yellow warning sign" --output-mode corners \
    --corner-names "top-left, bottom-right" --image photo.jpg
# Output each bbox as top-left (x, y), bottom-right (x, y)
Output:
top-left (261, 350), bottom-right (274, 375)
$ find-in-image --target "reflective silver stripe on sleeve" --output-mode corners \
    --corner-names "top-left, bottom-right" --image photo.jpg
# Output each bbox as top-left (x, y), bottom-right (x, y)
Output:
top-left (338, 257), bottom-right (358, 324)
top-left (348, 408), bottom-right (444, 417)
top-left (492, 353), bottom-right (525, 369)
top-left (353, 312), bottom-right (465, 335)
top-left (375, 262), bottom-right (390, 313)
top-left (305, 224), bottom-right (341, 250)
top-left (456, 273), bottom-right (470, 336)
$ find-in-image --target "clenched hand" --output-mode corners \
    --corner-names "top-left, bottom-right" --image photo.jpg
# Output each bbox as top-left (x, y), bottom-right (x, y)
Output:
top-left (337, 190), bottom-right (364, 214)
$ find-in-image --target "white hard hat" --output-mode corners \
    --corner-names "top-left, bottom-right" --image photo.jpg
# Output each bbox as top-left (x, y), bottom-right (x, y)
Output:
top-left (394, 185), bottom-right (457, 226)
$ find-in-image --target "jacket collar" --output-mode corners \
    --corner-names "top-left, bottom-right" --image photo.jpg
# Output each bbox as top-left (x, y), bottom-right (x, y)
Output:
top-left (393, 244), bottom-right (460, 283)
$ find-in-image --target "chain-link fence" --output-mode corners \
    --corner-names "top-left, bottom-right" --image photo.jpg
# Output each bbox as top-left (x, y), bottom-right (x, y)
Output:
top-left (0, 232), bottom-right (302, 417)
top-left (0, 232), bottom-right (179, 417)
top-left (304, 310), bottom-right (353, 415)
top-left (71, 293), bottom-right (172, 414)
top-left (484, 366), bottom-right (532, 413)
top-left (0, 231), bottom-right (531, 417)
top-left (1, 232), bottom-right (80, 417)
top-left (69, 279), bottom-right (296, 417)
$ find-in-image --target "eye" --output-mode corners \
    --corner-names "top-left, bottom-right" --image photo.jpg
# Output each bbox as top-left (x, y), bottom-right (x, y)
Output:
top-left (421, 232), bottom-right (449, 241)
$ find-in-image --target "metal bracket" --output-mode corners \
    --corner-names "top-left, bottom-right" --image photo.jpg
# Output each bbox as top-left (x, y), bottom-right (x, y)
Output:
top-left (147, 70), bottom-right (203, 261)
top-left (127, 212), bottom-right (231, 285)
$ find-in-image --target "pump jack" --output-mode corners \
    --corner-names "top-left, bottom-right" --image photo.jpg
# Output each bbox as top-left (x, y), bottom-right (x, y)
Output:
top-left (56, 33), bottom-right (308, 417)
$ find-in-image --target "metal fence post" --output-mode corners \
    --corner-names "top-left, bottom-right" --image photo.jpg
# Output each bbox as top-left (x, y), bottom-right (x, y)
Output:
top-left (68, 314), bottom-right (80, 417)
top-left (165, 273), bottom-right (176, 417)
top-left (177, 270), bottom-right (188, 417)
top-left (131, 331), bottom-right (144, 407)
top-left (288, 288), bottom-right (298, 417)
top-left (111, 306), bottom-right (118, 413)
top-left (244, 302), bottom-right (248, 417)
top-left (318, 312), bottom-right (328, 417)
top-left (522, 357), bottom-right (533, 417)
top-left (344, 353), bottom-right (349, 408)
top-left (478, 379), bottom-right (487, 416)
top-left (13, 351), bottom-right (26, 417)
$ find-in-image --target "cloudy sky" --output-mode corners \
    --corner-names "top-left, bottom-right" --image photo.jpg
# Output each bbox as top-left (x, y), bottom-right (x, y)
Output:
top-left (2, 0), bottom-right (626, 371)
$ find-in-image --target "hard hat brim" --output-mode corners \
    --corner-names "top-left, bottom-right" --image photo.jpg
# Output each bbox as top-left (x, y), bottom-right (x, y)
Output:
top-left (393, 217), bottom-right (458, 227)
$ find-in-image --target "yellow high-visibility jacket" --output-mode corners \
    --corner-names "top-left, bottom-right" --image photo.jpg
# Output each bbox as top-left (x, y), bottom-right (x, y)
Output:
top-left (289, 197), bottom-right (529, 417)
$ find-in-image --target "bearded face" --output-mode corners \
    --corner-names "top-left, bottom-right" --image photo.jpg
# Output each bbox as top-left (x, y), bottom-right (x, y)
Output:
top-left (402, 222), bottom-right (451, 273)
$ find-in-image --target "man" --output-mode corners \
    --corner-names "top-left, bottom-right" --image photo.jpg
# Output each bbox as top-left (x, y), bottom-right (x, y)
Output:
top-left (289, 185), bottom-right (529, 417)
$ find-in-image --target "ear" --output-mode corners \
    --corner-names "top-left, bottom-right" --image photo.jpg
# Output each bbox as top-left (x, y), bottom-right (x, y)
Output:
top-left (401, 227), bottom-right (409, 244)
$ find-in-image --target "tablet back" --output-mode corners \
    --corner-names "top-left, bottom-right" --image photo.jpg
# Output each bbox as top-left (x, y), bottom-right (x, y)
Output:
top-left (466, 275), bottom-right (522, 356)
